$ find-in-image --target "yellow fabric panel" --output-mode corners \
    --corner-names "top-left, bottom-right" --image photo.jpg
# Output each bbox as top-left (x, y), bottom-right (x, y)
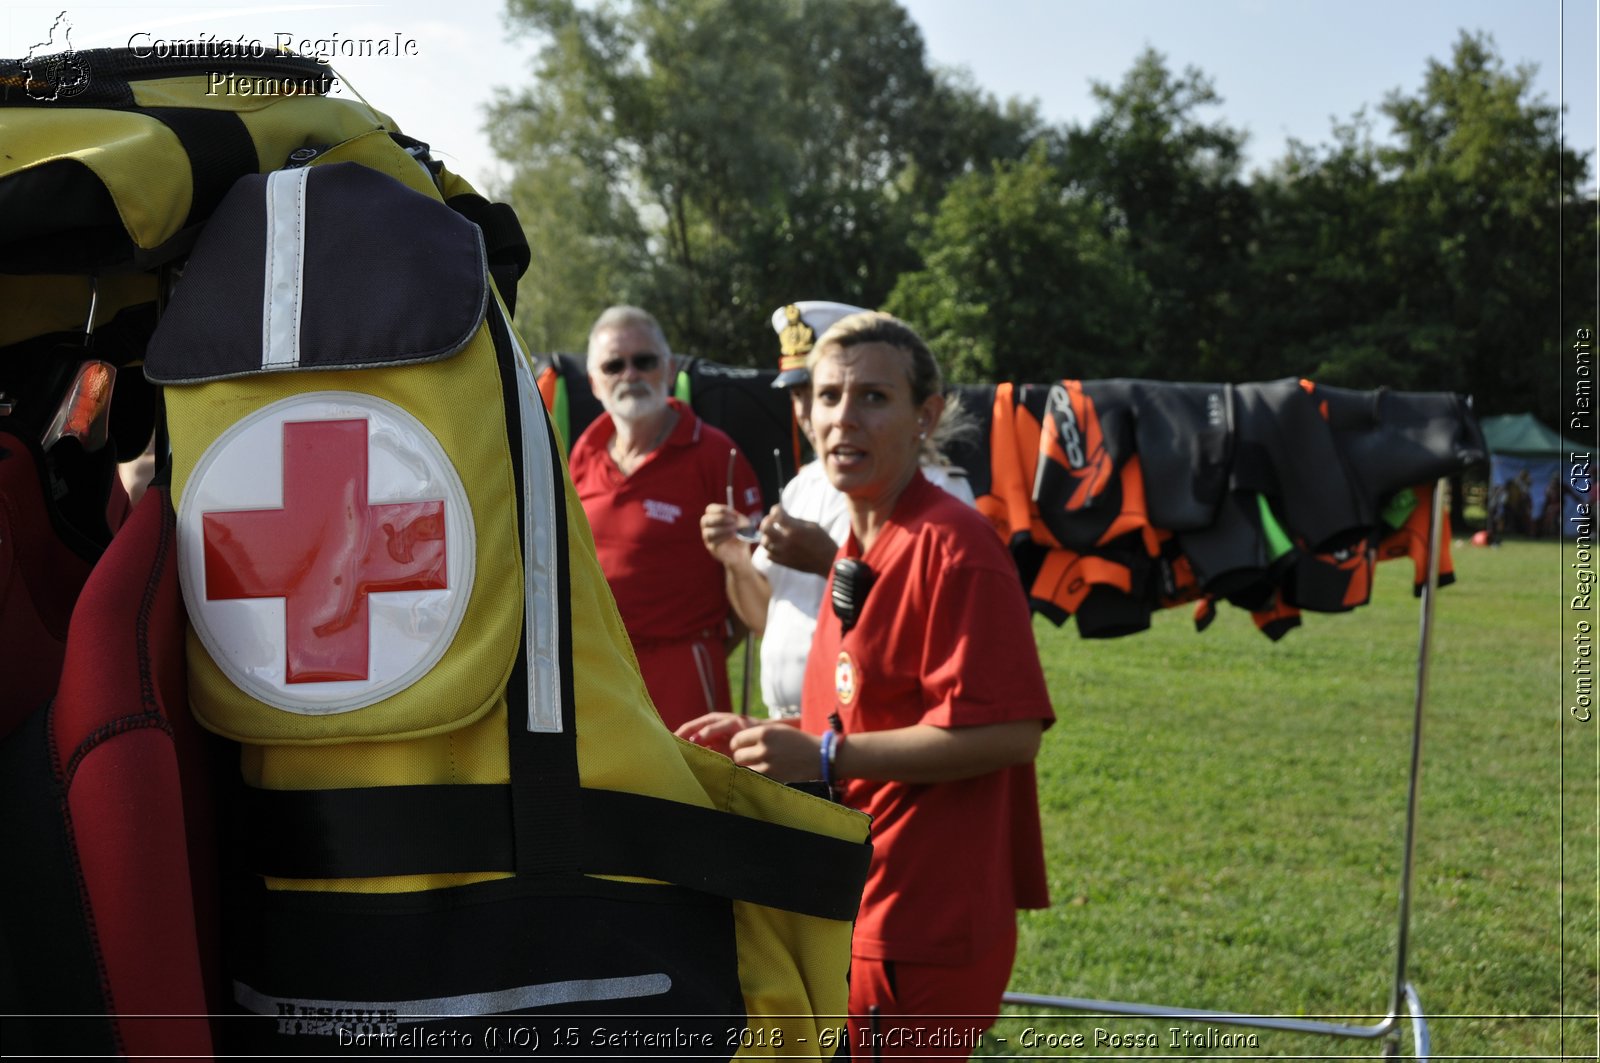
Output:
top-left (675, 738), bottom-right (867, 844)
top-left (169, 328), bottom-right (523, 745)
top-left (130, 75), bottom-right (400, 176)
top-left (733, 899), bottom-right (855, 1056)
top-left (559, 475), bottom-right (716, 806)
top-left (0, 273), bottom-right (157, 348)
top-left (434, 165), bottom-right (477, 202)
top-left (674, 734), bottom-right (865, 1050)
top-left (308, 130), bottom-right (439, 197)
top-left (0, 109), bottom-right (191, 249)
top-left (240, 693), bottom-right (512, 790)
top-left (234, 95), bottom-right (394, 182)
top-left (129, 75), bottom-right (393, 124)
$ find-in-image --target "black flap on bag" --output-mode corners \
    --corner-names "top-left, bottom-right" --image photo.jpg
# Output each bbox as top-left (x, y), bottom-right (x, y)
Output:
top-left (145, 162), bottom-right (487, 384)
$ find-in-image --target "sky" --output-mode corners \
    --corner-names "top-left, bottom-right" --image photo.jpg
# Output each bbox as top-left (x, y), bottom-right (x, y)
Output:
top-left (4, 0), bottom-right (1596, 195)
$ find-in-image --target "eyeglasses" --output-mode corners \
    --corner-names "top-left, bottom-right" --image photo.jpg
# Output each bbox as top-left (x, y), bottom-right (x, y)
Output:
top-left (726, 447), bottom-right (780, 543)
top-left (598, 352), bottom-right (663, 376)
top-left (726, 447), bottom-right (789, 543)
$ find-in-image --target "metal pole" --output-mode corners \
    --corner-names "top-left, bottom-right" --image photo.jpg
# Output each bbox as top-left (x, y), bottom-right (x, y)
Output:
top-left (1390, 479), bottom-right (1445, 1019)
top-left (1003, 480), bottom-right (1446, 1060)
top-left (1001, 993), bottom-right (1401, 1041)
top-left (1405, 983), bottom-right (1433, 1060)
top-left (739, 634), bottom-right (752, 716)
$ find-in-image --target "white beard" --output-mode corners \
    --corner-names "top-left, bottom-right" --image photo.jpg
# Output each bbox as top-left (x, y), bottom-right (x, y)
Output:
top-left (607, 383), bottom-right (667, 424)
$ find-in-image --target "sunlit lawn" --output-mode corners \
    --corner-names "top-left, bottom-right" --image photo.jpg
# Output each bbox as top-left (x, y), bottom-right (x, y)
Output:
top-left (740, 539), bottom-right (1597, 1059)
top-left (995, 540), bottom-right (1594, 1059)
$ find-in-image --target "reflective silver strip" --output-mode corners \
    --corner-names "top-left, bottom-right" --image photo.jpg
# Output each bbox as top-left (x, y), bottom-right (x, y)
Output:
top-left (234, 973), bottom-right (671, 1021)
top-left (502, 302), bottom-right (564, 733)
top-left (261, 168), bottom-right (309, 370)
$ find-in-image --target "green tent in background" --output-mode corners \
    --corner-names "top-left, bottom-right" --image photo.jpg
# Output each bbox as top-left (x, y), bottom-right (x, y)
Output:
top-left (1478, 413), bottom-right (1591, 538)
top-left (1478, 412), bottom-right (1589, 456)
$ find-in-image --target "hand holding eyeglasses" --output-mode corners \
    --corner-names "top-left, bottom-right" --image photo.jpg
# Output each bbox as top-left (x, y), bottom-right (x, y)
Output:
top-left (726, 447), bottom-right (788, 544)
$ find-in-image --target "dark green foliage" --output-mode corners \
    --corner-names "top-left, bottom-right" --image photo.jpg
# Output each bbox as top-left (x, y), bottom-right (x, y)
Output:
top-left (885, 145), bottom-right (1152, 383)
top-left (1054, 49), bottom-right (1257, 383)
top-left (1245, 32), bottom-right (1592, 422)
top-left (492, 7), bottom-right (1594, 426)
top-left (492, 0), bottom-right (1043, 358)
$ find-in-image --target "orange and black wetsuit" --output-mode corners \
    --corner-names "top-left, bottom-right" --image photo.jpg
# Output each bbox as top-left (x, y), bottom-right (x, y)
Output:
top-left (1027, 380), bottom-right (1168, 636)
top-left (1302, 381), bottom-right (1487, 507)
top-left (1130, 380), bottom-right (1233, 533)
top-left (966, 375), bottom-right (1473, 642)
top-left (1231, 378), bottom-right (1370, 553)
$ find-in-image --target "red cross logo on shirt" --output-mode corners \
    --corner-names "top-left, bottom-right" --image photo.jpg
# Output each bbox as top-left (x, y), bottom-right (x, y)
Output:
top-left (201, 418), bottom-right (448, 684)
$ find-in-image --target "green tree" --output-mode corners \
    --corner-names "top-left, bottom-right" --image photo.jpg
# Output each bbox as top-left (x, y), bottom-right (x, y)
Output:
top-left (490, 0), bottom-right (1043, 358)
top-left (1057, 48), bottom-right (1255, 381)
top-left (1246, 31), bottom-right (1590, 426)
top-left (885, 145), bottom-right (1150, 384)
top-left (1243, 115), bottom-right (1414, 387)
top-left (499, 152), bottom-right (646, 354)
top-left (1376, 31), bottom-right (1588, 422)
top-left (887, 48), bottom-right (1258, 385)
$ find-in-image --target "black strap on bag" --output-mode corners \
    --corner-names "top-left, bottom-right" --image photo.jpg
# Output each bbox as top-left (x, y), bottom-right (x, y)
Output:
top-left (487, 301), bottom-right (587, 880)
top-left (238, 784), bottom-right (869, 921)
top-left (448, 193), bottom-right (531, 318)
top-left (0, 49), bottom-right (322, 271)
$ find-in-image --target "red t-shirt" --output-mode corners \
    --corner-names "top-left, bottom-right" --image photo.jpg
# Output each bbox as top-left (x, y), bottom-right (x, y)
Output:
top-left (570, 398), bottom-right (762, 641)
top-left (801, 472), bottom-right (1055, 965)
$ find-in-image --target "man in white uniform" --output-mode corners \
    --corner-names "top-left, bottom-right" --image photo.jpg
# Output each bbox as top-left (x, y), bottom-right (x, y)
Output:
top-left (696, 302), bottom-right (974, 719)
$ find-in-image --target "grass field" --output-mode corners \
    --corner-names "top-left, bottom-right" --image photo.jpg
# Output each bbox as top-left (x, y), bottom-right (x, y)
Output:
top-left (1000, 539), bottom-right (1595, 1059)
top-left (740, 539), bottom-right (1598, 1059)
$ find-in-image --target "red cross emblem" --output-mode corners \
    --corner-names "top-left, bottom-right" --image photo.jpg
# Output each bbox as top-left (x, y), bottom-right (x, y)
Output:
top-left (179, 393), bottom-right (474, 714)
top-left (201, 418), bottom-right (447, 684)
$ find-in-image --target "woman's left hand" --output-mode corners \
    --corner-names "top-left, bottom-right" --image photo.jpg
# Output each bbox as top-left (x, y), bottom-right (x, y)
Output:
top-left (728, 722), bottom-right (821, 782)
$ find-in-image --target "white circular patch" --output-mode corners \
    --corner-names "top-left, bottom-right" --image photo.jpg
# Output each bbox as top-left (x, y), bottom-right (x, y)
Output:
top-left (177, 392), bottom-right (475, 714)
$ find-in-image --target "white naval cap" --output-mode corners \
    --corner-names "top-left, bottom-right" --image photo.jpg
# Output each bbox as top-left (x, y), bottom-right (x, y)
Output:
top-left (769, 300), bottom-right (867, 388)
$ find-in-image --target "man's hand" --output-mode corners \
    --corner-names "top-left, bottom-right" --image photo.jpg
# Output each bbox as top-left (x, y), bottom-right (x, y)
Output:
top-left (701, 503), bottom-right (755, 568)
top-left (759, 508), bottom-right (838, 576)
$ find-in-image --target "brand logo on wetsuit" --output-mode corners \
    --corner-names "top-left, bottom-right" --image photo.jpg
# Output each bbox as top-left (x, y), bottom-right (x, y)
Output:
top-left (1048, 384), bottom-right (1085, 468)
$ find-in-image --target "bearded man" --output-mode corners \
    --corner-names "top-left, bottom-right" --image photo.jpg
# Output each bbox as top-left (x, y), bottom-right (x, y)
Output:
top-left (567, 306), bottom-right (763, 729)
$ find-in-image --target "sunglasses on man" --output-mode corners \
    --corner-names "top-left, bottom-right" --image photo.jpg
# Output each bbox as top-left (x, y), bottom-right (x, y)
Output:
top-left (598, 352), bottom-right (663, 376)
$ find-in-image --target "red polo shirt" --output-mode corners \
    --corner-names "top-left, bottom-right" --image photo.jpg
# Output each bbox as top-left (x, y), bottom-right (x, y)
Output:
top-left (802, 472), bottom-right (1055, 965)
top-left (569, 398), bottom-right (762, 641)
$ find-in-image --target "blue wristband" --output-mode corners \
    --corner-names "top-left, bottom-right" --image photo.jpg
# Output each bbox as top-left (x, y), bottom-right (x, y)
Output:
top-left (820, 730), bottom-right (836, 787)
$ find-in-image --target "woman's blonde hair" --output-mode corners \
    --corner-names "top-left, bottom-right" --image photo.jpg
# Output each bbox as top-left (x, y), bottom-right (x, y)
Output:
top-left (806, 311), bottom-right (974, 465)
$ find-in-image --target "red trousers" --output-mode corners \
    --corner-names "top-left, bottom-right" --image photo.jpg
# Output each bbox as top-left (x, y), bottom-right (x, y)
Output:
top-left (847, 920), bottom-right (1017, 1060)
top-left (632, 631), bottom-right (732, 731)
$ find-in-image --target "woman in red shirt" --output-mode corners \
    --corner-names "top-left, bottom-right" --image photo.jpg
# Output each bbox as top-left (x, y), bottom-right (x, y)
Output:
top-left (679, 312), bottom-right (1055, 1058)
